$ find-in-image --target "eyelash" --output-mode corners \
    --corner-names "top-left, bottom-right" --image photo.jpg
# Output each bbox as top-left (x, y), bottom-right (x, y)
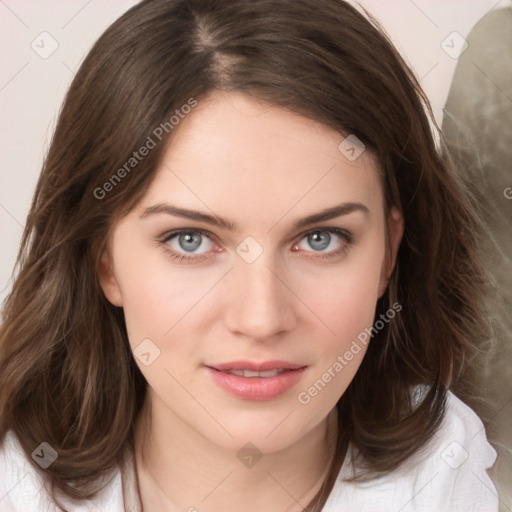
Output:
top-left (158, 227), bottom-right (353, 264)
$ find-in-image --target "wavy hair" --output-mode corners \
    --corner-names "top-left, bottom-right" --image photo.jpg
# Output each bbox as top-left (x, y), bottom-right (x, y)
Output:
top-left (0, 0), bottom-right (488, 510)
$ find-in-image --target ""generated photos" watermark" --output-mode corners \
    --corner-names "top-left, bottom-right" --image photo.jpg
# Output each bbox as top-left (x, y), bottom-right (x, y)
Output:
top-left (298, 302), bottom-right (402, 405)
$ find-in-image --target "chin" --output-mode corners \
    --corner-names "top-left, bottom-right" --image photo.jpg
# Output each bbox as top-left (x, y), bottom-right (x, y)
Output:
top-left (193, 405), bottom-right (325, 454)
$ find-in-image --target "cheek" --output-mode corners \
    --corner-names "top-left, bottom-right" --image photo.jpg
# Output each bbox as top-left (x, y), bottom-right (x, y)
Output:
top-left (292, 232), bottom-right (385, 406)
top-left (112, 249), bottom-right (203, 389)
top-left (295, 248), bottom-right (384, 413)
top-left (111, 235), bottom-right (206, 340)
top-left (297, 234), bottom-right (386, 345)
top-left (111, 237), bottom-right (228, 388)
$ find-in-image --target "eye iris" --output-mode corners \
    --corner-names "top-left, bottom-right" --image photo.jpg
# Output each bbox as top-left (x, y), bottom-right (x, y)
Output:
top-left (179, 232), bottom-right (202, 252)
top-left (308, 231), bottom-right (330, 251)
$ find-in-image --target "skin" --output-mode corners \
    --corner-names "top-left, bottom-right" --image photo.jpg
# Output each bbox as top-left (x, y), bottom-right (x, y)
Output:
top-left (98, 90), bottom-right (403, 512)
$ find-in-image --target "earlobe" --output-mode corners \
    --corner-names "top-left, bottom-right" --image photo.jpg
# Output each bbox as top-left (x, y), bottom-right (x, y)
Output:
top-left (378, 207), bottom-right (404, 298)
top-left (97, 247), bottom-right (123, 307)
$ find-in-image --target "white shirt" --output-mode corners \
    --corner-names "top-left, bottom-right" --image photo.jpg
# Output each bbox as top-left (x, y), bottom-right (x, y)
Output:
top-left (0, 391), bottom-right (498, 511)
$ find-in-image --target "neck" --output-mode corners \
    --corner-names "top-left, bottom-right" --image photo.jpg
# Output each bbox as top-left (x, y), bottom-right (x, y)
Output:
top-left (133, 395), bottom-right (338, 512)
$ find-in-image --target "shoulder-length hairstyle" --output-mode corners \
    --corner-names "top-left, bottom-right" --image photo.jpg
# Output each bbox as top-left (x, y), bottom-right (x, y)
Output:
top-left (0, 0), bottom-right (487, 510)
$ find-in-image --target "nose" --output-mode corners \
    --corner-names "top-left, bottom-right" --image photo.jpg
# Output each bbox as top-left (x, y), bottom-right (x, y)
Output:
top-left (223, 251), bottom-right (297, 341)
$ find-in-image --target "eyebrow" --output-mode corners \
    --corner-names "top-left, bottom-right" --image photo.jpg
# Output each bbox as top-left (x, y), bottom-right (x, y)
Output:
top-left (140, 201), bottom-right (369, 232)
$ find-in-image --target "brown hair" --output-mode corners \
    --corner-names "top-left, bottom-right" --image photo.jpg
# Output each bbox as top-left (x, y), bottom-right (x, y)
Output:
top-left (0, 0), bottom-right (488, 510)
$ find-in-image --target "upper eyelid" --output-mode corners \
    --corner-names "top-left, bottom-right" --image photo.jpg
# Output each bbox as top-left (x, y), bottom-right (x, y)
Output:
top-left (160, 227), bottom-right (216, 243)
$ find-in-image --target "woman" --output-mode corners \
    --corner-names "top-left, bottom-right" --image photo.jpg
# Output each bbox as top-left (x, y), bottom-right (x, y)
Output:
top-left (0, 0), bottom-right (498, 510)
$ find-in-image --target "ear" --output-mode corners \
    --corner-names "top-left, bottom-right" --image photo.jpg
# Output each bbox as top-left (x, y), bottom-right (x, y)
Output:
top-left (378, 206), bottom-right (403, 298)
top-left (97, 245), bottom-right (124, 307)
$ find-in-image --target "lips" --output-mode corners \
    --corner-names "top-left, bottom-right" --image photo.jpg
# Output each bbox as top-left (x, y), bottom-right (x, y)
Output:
top-left (206, 360), bottom-right (305, 372)
top-left (222, 368), bottom-right (285, 378)
top-left (205, 360), bottom-right (307, 400)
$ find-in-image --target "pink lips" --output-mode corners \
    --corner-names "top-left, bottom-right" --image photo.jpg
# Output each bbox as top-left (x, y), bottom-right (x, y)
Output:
top-left (205, 360), bottom-right (307, 401)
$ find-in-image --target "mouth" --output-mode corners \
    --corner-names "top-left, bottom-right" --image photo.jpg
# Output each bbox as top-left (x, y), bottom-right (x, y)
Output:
top-left (217, 368), bottom-right (288, 378)
top-left (206, 360), bottom-right (305, 372)
top-left (204, 360), bottom-right (307, 400)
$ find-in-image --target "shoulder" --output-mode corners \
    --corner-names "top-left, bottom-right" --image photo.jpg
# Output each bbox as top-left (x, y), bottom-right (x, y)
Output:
top-left (0, 430), bottom-right (50, 512)
top-left (0, 430), bottom-right (126, 512)
top-left (323, 390), bottom-right (499, 512)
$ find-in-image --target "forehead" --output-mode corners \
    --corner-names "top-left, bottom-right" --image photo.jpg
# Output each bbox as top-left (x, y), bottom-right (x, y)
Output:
top-left (134, 91), bottom-right (384, 227)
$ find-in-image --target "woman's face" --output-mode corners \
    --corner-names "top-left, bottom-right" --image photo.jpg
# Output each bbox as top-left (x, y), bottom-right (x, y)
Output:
top-left (99, 90), bottom-right (402, 453)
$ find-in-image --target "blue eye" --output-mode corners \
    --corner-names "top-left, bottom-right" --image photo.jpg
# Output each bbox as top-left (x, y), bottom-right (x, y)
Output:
top-left (293, 228), bottom-right (352, 260)
top-left (160, 229), bottom-right (216, 263)
top-left (158, 227), bottom-right (352, 264)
